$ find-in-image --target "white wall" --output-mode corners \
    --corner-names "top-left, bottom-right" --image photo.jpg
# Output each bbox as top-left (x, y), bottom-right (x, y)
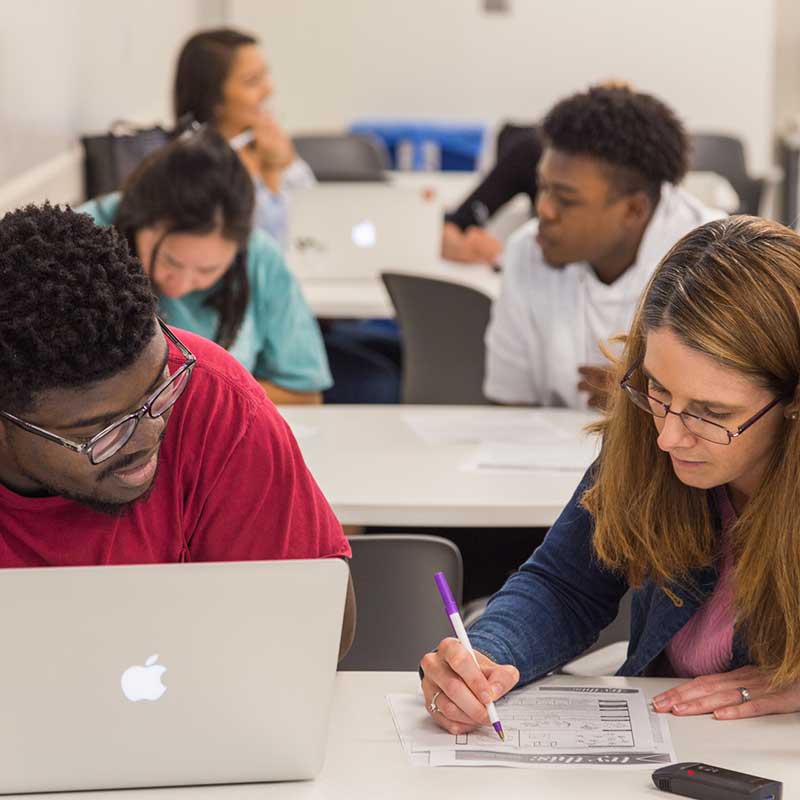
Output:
top-left (230, 0), bottom-right (777, 173)
top-left (0, 0), bottom-right (215, 185)
top-left (775, 0), bottom-right (800, 134)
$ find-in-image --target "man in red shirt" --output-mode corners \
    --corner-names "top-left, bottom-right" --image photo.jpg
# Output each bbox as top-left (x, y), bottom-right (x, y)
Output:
top-left (0, 204), bottom-right (354, 656)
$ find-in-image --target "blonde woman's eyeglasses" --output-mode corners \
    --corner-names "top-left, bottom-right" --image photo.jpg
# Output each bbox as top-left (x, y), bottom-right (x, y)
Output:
top-left (620, 363), bottom-right (784, 446)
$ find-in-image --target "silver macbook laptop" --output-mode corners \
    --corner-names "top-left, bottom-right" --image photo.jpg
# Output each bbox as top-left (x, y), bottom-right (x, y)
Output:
top-left (287, 183), bottom-right (442, 280)
top-left (0, 558), bottom-right (348, 794)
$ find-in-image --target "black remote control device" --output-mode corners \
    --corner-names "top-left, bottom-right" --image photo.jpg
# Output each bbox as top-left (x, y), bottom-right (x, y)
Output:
top-left (652, 762), bottom-right (782, 799)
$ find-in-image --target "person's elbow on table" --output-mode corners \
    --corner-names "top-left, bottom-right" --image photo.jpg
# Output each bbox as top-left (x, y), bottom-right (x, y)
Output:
top-left (418, 637), bottom-right (519, 734)
top-left (258, 379), bottom-right (323, 405)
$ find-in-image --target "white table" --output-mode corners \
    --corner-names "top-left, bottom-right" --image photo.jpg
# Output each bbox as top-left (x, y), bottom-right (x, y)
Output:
top-left (389, 170), bottom-right (480, 209)
top-left (300, 259), bottom-right (500, 319)
top-left (294, 170), bottom-right (737, 319)
top-left (280, 405), bottom-right (598, 527)
top-left (390, 169), bottom-right (741, 216)
top-left (23, 673), bottom-right (798, 799)
top-left (293, 171), bottom-right (499, 319)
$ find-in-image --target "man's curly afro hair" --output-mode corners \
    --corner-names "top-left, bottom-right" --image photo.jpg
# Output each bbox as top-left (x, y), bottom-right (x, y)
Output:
top-left (542, 86), bottom-right (689, 205)
top-left (0, 203), bottom-right (157, 413)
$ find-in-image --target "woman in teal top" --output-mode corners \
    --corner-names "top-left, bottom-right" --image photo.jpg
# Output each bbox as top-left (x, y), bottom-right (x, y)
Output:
top-left (79, 129), bottom-right (331, 405)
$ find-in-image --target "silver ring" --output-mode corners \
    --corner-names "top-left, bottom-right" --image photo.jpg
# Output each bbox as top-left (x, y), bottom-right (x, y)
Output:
top-left (429, 690), bottom-right (442, 714)
top-left (737, 687), bottom-right (751, 704)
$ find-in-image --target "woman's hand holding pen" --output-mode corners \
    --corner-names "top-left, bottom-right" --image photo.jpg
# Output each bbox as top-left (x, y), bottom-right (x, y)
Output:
top-left (419, 637), bottom-right (519, 734)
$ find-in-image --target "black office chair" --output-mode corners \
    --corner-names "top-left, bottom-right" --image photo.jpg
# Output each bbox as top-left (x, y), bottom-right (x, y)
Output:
top-left (292, 133), bottom-right (389, 182)
top-left (338, 535), bottom-right (463, 671)
top-left (689, 133), bottom-right (764, 215)
top-left (381, 273), bottom-right (492, 405)
top-left (495, 121), bottom-right (539, 161)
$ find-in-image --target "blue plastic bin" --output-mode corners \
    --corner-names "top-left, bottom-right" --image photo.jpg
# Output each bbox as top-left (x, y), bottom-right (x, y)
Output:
top-left (349, 120), bottom-right (486, 171)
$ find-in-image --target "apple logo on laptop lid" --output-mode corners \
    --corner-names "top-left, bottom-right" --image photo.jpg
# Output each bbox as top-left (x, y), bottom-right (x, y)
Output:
top-left (351, 220), bottom-right (377, 249)
top-left (121, 654), bottom-right (167, 702)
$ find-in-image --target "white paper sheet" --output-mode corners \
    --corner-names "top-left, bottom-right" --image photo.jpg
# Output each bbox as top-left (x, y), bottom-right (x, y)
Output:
top-left (460, 439), bottom-right (599, 472)
top-left (402, 410), bottom-right (589, 447)
top-left (403, 410), bottom-right (599, 473)
top-left (388, 684), bottom-right (676, 769)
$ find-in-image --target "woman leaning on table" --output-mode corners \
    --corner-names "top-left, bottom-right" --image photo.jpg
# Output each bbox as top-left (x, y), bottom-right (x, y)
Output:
top-left (420, 215), bottom-right (800, 728)
top-left (80, 128), bottom-right (330, 406)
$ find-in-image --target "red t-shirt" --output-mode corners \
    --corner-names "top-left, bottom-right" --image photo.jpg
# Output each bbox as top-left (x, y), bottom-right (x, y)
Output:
top-left (0, 329), bottom-right (350, 568)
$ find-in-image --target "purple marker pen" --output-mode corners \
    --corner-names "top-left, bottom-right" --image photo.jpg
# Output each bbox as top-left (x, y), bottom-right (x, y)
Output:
top-left (434, 572), bottom-right (505, 741)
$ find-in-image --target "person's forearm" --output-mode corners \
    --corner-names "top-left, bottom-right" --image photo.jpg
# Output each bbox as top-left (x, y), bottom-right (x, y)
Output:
top-left (257, 379), bottom-right (322, 405)
top-left (446, 155), bottom-right (523, 230)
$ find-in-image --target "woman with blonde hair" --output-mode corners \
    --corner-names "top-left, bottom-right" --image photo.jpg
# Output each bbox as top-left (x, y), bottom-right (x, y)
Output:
top-left (419, 215), bottom-right (800, 731)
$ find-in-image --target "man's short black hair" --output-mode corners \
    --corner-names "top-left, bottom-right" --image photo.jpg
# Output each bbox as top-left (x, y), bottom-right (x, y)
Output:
top-left (0, 203), bottom-right (157, 413)
top-left (541, 86), bottom-right (689, 205)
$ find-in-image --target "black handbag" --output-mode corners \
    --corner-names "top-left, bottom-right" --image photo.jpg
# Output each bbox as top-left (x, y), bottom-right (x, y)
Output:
top-left (80, 121), bottom-right (173, 198)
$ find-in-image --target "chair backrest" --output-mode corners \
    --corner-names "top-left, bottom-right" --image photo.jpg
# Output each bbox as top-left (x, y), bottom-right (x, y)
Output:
top-left (292, 133), bottom-right (389, 182)
top-left (81, 123), bottom-right (172, 199)
top-left (583, 589), bottom-right (633, 655)
top-left (339, 534), bottom-right (463, 671)
top-left (381, 272), bottom-right (492, 405)
top-left (689, 133), bottom-right (764, 215)
top-left (496, 121), bottom-right (539, 161)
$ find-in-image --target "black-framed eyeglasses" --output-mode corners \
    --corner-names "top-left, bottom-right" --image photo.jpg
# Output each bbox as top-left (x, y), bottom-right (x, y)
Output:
top-left (0, 319), bottom-right (196, 465)
top-left (620, 362), bottom-right (785, 446)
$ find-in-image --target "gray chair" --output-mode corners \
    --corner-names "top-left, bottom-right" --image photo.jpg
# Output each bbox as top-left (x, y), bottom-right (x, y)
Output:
top-left (338, 534), bottom-right (463, 671)
top-left (462, 589), bottom-right (633, 677)
top-left (560, 590), bottom-right (633, 676)
top-left (292, 133), bottom-right (389, 182)
top-left (582, 589), bottom-right (632, 654)
top-left (689, 133), bottom-right (764, 215)
top-left (381, 272), bottom-right (492, 404)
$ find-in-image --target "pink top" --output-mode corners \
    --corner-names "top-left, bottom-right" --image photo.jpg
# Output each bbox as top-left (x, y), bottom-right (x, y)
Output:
top-left (665, 486), bottom-right (737, 678)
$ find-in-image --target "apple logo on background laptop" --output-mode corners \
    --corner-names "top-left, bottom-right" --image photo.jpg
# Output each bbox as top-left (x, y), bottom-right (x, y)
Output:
top-left (121, 654), bottom-right (167, 702)
top-left (351, 220), bottom-right (377, 249)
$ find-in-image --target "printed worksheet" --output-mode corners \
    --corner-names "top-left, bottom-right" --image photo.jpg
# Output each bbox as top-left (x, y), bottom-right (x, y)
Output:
top-left (388, 684), bottom-right (676, 769)
top-left (460, 440), bottom-right (598, 472)
top-left (402, 409), bottom-right (599, 472)
top-left (402, 409), bottom-right (592, 447)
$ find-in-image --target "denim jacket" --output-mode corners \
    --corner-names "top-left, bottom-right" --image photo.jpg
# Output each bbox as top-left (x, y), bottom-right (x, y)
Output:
top-left (468, 466), bottom-right (751, 687)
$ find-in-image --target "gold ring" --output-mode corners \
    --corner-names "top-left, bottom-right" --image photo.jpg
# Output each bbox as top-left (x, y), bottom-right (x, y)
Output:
top-left (429, 690), bottom-right (442, 714)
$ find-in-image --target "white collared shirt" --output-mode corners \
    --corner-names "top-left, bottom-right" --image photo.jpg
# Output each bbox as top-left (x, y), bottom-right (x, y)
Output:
top-left (484, 183), bottom-right (725, 409)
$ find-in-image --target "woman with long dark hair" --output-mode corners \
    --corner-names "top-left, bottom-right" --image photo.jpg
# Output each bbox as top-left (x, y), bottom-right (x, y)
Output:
top-left (420, 216), bottom-right (800, 729)
top-left (80, 129), bottom-right (330, 405)
top-left (173, 28), bottom-right (314, 250)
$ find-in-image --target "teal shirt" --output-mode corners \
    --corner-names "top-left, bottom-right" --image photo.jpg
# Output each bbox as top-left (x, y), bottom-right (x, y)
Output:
top-left (79, 194), bottom-right (332, 393)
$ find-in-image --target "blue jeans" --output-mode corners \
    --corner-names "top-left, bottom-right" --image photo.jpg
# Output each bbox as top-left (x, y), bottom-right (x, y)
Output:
top-left (323, 320), bottom-right (402, 404)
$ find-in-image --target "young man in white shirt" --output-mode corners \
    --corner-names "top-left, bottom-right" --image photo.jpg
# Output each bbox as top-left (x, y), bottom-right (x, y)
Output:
top-left (484, 86), bottom-right (724, 409)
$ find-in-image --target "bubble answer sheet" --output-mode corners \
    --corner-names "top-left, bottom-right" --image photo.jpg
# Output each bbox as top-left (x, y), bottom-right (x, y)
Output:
top-left (388, 684), bottom-right (676, 769)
